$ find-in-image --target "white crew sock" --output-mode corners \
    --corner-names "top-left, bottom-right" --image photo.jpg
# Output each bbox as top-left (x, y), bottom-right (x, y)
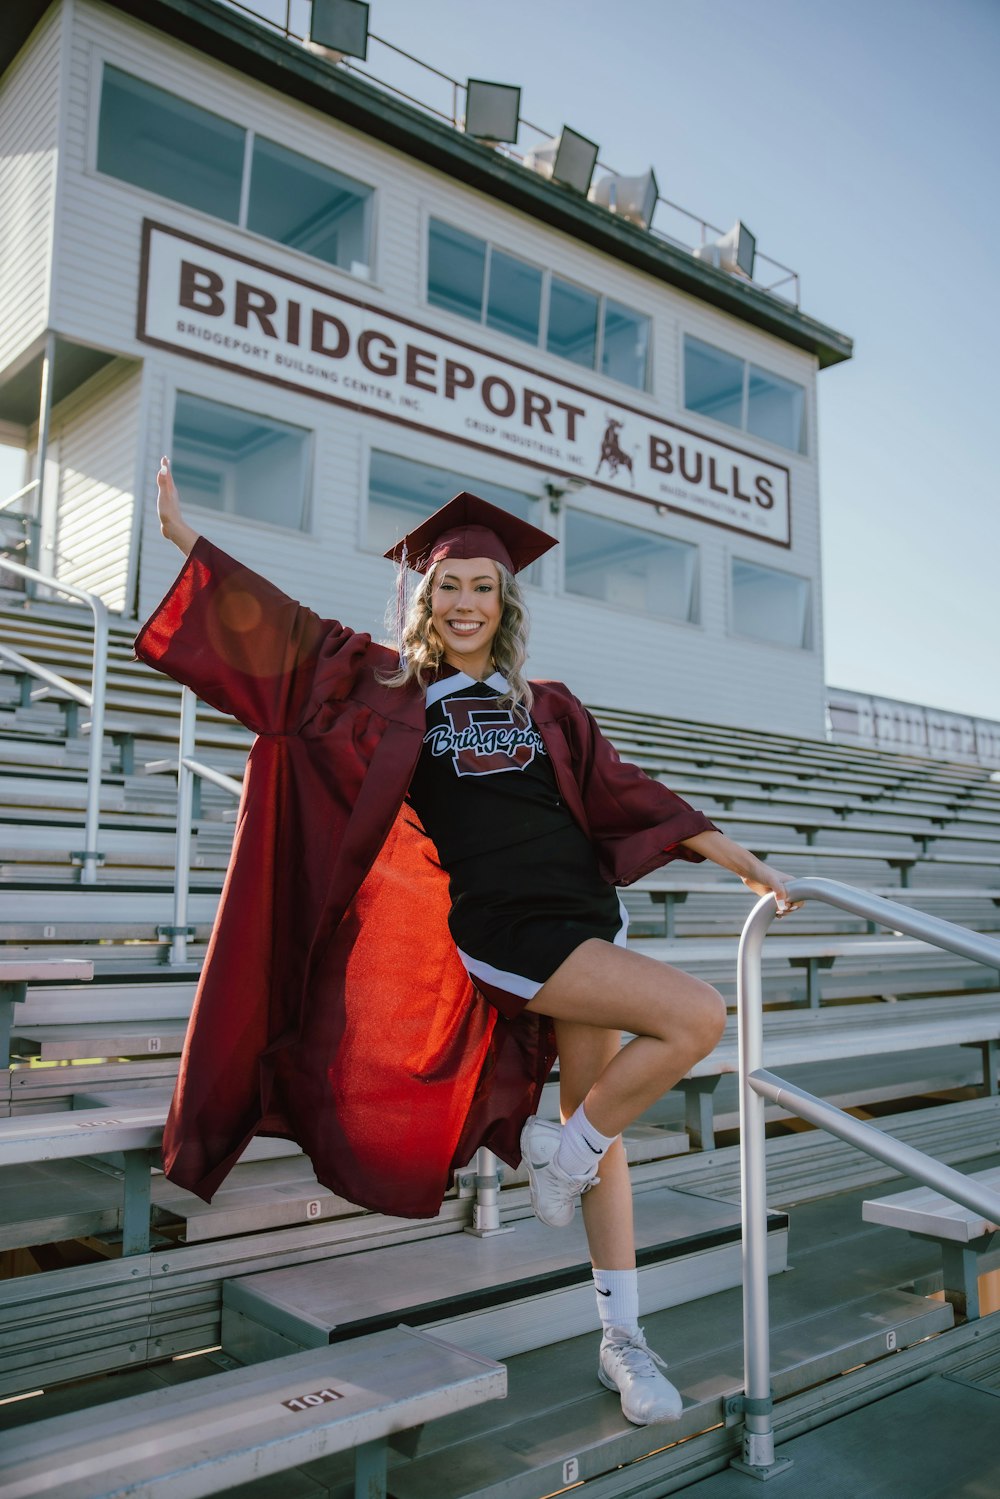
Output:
top-left (555, 1103), bottom-right (618, 1180)
top-left (593, 1267), bottom-right (640, 1339)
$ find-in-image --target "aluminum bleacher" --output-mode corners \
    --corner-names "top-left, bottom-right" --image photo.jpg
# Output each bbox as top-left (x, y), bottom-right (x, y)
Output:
top-left (1, 595), bottom-right (1000, 1494)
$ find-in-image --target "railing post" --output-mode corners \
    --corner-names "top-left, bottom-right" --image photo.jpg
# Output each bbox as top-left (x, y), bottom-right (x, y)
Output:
top-left (168, 686), bottom-right (198, 966)
top-left (464, 1148), bottom-right (514, 1238)
top-left (732, 895), bottom-right (791, 1478)
top-left (0, 557), bottom-right (109, 884)
top-left (730, 876), bottom-right (1000, 1478)
top-left (80, 599), bottom-right (109, 885)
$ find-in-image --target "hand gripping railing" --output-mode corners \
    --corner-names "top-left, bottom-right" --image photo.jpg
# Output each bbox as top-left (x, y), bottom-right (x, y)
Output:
top-left (0, 558), bottom-right (109, 883)
top-left (736, 875), bottom-right (1000, 1479)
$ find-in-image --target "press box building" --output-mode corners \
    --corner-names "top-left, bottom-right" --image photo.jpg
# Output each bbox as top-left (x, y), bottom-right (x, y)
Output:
top-left (0, 0), bottom-right (853, 736)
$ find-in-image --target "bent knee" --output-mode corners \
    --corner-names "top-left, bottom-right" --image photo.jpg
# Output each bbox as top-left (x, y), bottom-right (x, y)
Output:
top-left (699, 984), bottom-right (728, 1048)
top-left (677, 980), bottom-right (727, 1056)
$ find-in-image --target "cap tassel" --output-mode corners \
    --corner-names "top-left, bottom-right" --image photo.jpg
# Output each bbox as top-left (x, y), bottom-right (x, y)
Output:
top-left (393, 541), bottom-right (409, 666)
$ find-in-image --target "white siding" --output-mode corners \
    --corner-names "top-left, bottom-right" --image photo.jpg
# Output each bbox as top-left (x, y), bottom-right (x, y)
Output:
top-left (63, 0), bottom-right (826, 736)
top-left (0, 5), bottom-right (61, 372)
top-left (52, 359), bottom-right (141, 613)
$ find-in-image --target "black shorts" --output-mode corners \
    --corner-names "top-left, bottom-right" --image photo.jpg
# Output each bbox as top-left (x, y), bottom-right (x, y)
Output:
top-left (445, 823), bottom-right (627, 1018)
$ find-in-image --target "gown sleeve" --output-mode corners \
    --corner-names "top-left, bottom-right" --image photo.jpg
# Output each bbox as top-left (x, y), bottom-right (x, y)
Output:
top-left (571, 698), bottom-right (721, 880)
top-left (133, 536), bottom-right (373, 736)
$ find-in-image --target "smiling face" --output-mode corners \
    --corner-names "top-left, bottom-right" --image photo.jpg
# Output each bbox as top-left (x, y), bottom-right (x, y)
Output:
top-left (428, 556), bottom-right (503, 678)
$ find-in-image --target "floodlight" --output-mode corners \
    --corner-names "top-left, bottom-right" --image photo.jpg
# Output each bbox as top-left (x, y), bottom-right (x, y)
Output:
top-left (464, 79), bottom-right (521, 144)
top-left (309, 0), bottom-right (369, 61)
top-left (524, 127), bottom-right (599, 194)
top-left (693, 220), bottom-right (756, 279)
top-left (588, 168), bottom-right (658, 230)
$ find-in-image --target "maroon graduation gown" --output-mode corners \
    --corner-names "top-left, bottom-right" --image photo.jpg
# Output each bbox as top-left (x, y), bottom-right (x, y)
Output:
top-left (135, 537), bottom-right (717, 1218)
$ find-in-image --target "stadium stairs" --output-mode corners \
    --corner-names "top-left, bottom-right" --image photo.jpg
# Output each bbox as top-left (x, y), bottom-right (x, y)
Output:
top-left (1, 591), bottom-right (999, 1496)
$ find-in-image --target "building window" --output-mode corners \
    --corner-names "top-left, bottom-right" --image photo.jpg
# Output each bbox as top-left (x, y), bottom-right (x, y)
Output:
top-left (547, 277), bottom-right (599, 369)
top-left (427, 219), bottom-right (651, 390)
top-left (367, 451), bottom-right (544, 585)
top-left (731, 558), bottom-right (812, 648)
top-left (486, 249), bottom-right (543, 345)
top-left (96, 66), bottom-right (374, 277)
top-left (247, 137), bottom-right (373, 277)
top-left (602, 298), bottom-right (650, 390)
top-left (564, 511), bottom-right (698, 622)
top-left (747, 364), bottom-right (806, 452)
top-left (171, 393), bottom-right (311, 530)
top-left (97, 66), bottom-right (245, 221)
top-left (684, 335), bottom-right (806, 454)
top-left (427, 221), bottom-right (486, 320)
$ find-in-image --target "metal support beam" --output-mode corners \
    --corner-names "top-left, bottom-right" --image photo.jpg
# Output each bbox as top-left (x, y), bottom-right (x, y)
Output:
top-left (353, 1436), bottom-right (388, 1499)
top-left (961, 1038), bottom-right (998, 1097)
top-left (0, 980), bottom-right (25, 1069)
top-left (679, 1076), bottom-right (721, 1151)
top-left (940, 1239), bottom-right (987, 1321)
top-left (121, 1149), bottom-right (153, 1256)
top-left (28, 330), bottom-right (56, 584)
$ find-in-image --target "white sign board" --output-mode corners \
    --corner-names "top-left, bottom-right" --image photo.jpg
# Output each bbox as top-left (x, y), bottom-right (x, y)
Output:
top-left (139, 220), bottom-right (791, 546)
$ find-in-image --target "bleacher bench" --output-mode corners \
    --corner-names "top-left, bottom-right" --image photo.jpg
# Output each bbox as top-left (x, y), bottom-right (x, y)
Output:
top-left (863, 1166), bottom-right (1000, 1320)
top-left (0, 1103), bottom-right (164, 1254)
top-left (634, 933), bottom-right (986, 1008)
top-left (634, 875), bottom-right (1000, 938)
top-left (676, 994), bottom-right (1000, 1149)
top-left (0, 958), bottom-right (93, 1068)
top-left (0, 1326), bottom-right (506, 1499)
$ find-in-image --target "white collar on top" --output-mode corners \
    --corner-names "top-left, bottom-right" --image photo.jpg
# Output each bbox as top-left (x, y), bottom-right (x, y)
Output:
top-left (424, 670), bottom-right (510, 709)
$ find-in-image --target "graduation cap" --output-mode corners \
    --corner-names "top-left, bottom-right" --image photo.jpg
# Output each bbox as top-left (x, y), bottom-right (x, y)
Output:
top-left (384, 491), bottom-right (557, 576)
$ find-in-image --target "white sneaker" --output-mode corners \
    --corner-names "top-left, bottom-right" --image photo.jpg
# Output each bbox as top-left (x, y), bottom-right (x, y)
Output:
top-left (520, 1116), bottom-right (598, 1228)
top-left (599, 1326), bottom-right (684, 1425)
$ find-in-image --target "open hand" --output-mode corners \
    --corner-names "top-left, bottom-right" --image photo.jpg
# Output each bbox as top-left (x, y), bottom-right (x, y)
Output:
top-left (156, 456), bottom-right (182, 536)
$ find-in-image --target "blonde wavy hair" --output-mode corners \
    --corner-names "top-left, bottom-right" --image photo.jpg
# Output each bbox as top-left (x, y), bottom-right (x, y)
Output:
top-left (380, 559), bottom-right (534, 716)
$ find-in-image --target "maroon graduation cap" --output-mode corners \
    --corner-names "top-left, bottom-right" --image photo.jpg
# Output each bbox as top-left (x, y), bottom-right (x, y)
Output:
top-left (384, 491), bottom-right (557, 576)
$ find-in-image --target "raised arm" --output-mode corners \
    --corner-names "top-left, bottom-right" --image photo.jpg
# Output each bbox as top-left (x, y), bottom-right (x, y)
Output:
top-left (136, 460), bottom-right (370, 736)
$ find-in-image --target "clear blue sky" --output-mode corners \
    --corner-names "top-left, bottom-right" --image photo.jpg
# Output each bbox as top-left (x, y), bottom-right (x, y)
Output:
top-left (3, 0), bottom-right (997, 719)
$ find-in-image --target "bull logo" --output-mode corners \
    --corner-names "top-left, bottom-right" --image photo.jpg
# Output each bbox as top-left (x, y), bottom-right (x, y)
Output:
top-left (595, 417), bottom-right (636, 487)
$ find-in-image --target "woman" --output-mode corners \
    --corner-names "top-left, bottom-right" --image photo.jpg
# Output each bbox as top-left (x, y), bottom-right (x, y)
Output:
top-left (143, 459), bottom-right (797, 1427)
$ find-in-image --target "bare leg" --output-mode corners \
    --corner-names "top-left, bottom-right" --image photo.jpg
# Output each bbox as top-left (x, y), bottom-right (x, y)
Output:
top-left (554, 1018), bottom-right (636, 1269)
top-left (526, 941), bottom-right (725, 1276)
top-left (525, 939), bottom-right (726, 1139)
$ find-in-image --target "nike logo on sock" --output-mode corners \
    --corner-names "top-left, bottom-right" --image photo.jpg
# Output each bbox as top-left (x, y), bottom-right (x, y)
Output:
top-left (585, 1140), bottom-right (603, 1153)
top-left (597, 1287), bottom-right (612, 1297)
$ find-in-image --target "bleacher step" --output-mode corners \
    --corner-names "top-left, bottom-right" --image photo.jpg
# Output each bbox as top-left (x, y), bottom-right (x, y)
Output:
top-left (374, 1291), bottom-right (952, 1499)
top-left (144, 1124), bottom-right (688, 1244)
top-left (221, 1186), bottom-right (788, 1365)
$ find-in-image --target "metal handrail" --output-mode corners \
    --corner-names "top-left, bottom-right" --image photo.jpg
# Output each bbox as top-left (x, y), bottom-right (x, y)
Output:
top-left (158, 687), bottom-right (243, 965)
top-left (0, 643), bottom-right (91, 708)
top-left (0, 479), bottom-right (39, 516)
top-left (0, 558), bottom-right (109, 883)
top-left (737, 875), bottom-right (1000, 1476)
top-left (215, 0), bottom-right (800, 304)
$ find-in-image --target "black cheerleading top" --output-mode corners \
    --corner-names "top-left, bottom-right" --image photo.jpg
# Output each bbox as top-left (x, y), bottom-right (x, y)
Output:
top-left (405, 670), bottom-right (628, 1004)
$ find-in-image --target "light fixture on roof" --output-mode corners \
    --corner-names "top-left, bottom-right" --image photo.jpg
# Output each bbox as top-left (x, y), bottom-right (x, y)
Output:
top-left (524, 128), bottom-right (600, 194)
top-left (693, 220), bottom-right (757, 279)
top-left (464, 79), bottom-right (521, 145)
top-left (587, 168), bottom-right (658, 230)
top-left (308, 0), bottom-right (370, 62)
